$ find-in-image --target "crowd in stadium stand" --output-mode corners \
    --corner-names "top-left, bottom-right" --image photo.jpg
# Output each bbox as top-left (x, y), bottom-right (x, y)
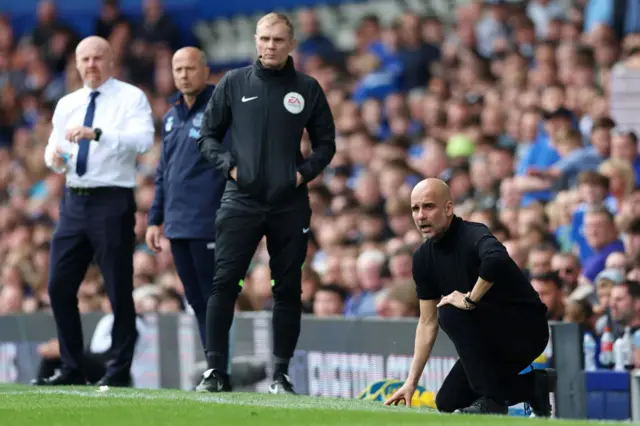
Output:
top-left (2, 0), bottom-right (640, 340)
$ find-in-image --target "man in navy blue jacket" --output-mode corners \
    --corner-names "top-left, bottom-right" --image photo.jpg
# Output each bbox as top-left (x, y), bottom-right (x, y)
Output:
top-left (147, 47), bottom-right (225, 348)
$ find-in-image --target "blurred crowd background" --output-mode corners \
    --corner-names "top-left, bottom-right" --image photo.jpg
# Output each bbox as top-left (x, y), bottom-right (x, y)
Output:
top-left (1, 0), bottom-right (640, 342)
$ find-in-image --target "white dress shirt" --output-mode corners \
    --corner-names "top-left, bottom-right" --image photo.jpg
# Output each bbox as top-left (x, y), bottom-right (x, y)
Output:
top-left (44, 77), bottom-right (155, 188)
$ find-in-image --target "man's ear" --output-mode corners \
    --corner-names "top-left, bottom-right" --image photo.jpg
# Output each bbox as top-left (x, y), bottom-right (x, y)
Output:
top-left (445, 200), bottom-right (454, 216)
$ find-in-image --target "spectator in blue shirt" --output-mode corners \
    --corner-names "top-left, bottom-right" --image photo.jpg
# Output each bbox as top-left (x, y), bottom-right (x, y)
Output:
top-left (532, 126), bottom-right (610, 191)
top-left (570, 171), bottom-right (617, 264)
top-left (585, 0), bottom-right (640, 40)
top-left (581, 207), bottom-right (625, 283)
top-left (296, 8), bottom-right (339, 67)
top-left (352, 26), bottom-right (403, 105)
top-left (528, 129), bottom-right (598, 191)
top-left (397, 12), bottom-right (440, 91)
top-left (514, 107), bottom-right (573, 205)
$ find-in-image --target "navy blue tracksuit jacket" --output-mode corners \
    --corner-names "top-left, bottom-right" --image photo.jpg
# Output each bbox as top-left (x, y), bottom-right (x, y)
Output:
top-left (148, 85), bottom-right (226, 348)
top-left (148, 85), bottom-right (226, 238)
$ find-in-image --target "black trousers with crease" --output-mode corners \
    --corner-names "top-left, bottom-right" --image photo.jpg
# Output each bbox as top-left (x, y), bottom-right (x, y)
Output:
top-left (48, 187), bottom-right (137, 380)
top-left (435, 303), bottom-right (549, 412)
top-left (205, 195), bottom-right (311, 373)
top-left (170, 239), bottom-right (216, 348)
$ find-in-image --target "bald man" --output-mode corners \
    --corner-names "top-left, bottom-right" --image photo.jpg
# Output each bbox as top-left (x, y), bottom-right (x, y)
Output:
top-left (385, 179), bottom-right (555, 416)
top-left (147, 47), bottom-right (227, 358)
top-left (41, 36), bottom-right (154, 387)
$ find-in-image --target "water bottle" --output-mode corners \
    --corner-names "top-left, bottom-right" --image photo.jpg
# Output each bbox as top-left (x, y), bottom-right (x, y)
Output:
top-left (583, 332), bottom-right (597, 371)
top-left (614, 338), bottom-right (625, 371)
top-left (622, 327), bottom-right (633, 370)
top-left (599, 327), bottom-right (614, 369)
top-left (613, 329), bottom-right (632, 371)
top-left (633, 329), bottom-right (640, 369)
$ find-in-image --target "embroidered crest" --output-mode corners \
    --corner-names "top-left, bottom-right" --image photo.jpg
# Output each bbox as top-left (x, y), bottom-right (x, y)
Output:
top-left (193, 112), bottom-right (203, 127)
top-left (189, 128), bottom-right (201, 139)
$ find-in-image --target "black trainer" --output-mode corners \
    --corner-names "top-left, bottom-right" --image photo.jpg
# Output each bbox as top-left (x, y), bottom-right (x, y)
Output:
top-left (268, 373), bottom-right (296, 395)
top-left (195, 369), bottom-right (232, 393)
top-left (454, 397), bottom-right (509, 415)
top-left (32, 370), bottom-right (87, 386)
top-left (529, 368), bottom-right (557, 417)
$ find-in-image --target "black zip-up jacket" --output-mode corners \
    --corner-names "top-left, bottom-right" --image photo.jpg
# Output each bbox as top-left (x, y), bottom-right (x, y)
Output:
top-left (197, 56), bottom-right (336, 205)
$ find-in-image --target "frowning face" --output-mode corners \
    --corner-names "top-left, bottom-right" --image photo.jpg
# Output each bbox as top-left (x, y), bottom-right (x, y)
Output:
top-left (255, 20), bottom-right (296, 69)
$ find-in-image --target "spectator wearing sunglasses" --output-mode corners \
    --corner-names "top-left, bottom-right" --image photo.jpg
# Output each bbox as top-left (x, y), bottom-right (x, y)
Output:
top-left (551, 251), bottom-right (581, 294)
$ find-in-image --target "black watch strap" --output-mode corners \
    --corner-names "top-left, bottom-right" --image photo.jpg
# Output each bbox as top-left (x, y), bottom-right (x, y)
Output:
top-left (464, 295), bottom-right (477, 307)
top-left (94, 128), bottom-right (102, 141)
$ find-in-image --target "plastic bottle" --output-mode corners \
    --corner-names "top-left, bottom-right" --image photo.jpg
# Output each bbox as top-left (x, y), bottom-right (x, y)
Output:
top-left (583, 332), bottom-right (597, 371)
top-left (613, 338), bottom-right (624, 371)
top-left (632, 329), bottom-right (640, 368)
top-left (622, 327), bottom-right (633, 370)
top-left (613, 328), bottom-right (633, 371)
top-left (599, 327), bottom-right (615, 369)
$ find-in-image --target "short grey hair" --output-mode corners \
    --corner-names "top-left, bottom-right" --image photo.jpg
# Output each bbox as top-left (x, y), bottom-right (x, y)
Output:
top-left (356, 249), bottom-right (387, 272)
top-left (256, 12), bottom-right (295, 40)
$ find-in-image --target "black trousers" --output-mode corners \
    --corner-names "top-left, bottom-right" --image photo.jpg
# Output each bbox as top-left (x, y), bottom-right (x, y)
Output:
top-left (435, 304), bottom-right (549, 412)
top-left (205, 196), bottom-right (311, 373)
top-left (170, 239), bottom-right (215, 347)
top-left (48, 187), bottom-right (137, 380)
top-left (37, 351), bottom-right (110, 384)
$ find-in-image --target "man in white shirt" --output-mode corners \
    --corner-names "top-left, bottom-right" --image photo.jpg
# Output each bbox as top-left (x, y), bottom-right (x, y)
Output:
top-left (38, 36), bottom-right (154, 387)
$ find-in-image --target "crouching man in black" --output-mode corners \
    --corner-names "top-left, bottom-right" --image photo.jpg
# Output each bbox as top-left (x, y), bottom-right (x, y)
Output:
top-left (385, 178), bottom-right (556, 416)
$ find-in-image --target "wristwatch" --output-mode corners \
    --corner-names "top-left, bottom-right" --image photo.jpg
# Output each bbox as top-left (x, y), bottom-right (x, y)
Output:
top-left (464, 292), bottom-right (477, 310)
top-left (94, 128), bottom-right (102, 141)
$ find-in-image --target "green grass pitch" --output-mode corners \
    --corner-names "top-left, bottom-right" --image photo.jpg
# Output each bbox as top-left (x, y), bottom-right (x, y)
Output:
top-left (0, 384), bottom-right (612, 425)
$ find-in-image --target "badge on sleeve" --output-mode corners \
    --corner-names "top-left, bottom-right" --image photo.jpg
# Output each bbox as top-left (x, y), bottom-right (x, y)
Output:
top-left (283, 92), bottom-right (305, 114)
top-left (165, 117), bottom-right (174, 132)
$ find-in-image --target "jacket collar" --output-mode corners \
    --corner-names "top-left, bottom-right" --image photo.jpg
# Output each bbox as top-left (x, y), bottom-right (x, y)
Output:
top-left (253, 56), bottom-right (296, 82)
top-left (170, 84), bottom-right (215, 117)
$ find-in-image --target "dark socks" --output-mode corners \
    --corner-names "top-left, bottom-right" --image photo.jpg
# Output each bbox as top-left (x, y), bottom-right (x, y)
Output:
top-left (271, 299), bottom-right (301, 379)
top-left (204, 292), bottom-right (236, 374)
top-left (273, 356), bottom-right (290, 379)
top-left (206, 352), bottom-right (228, 374)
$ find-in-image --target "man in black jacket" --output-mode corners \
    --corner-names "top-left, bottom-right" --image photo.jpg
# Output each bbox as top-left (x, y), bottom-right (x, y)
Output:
top-left (147, 47), bottom-right (226, 352)
top-left (195, 12), bottom-right (336, 394)
top-left (385, 179), bottom-right (556, 416)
